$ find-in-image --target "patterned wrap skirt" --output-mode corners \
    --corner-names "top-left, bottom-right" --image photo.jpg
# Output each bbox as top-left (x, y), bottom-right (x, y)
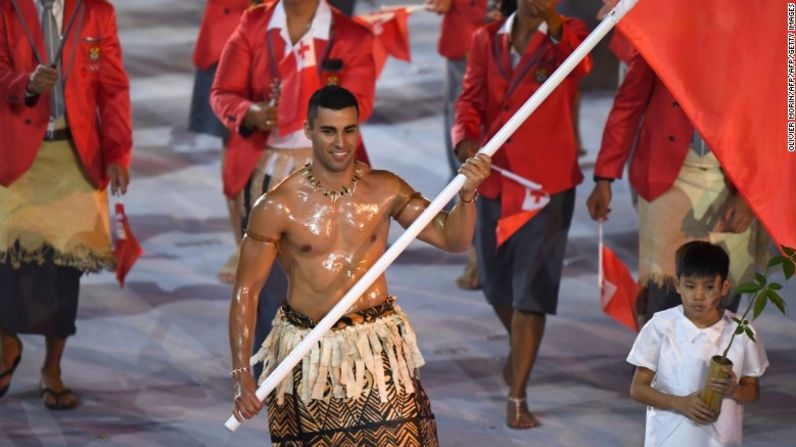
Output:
top-left (251, 298), bottom-right (439, 447)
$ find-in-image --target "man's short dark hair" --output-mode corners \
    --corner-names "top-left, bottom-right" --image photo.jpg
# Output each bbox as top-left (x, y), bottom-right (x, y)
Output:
top-left (675, 241), bottom-right (730, 280)
top-left (307, 85), bottom-right (359, 126)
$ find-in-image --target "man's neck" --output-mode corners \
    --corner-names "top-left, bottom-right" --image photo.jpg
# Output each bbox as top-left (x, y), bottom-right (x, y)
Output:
top-left (284, 0), bottom-right (320, 44)
top-left (312, 162), bottom-right (358, 191)
top-left (510, 13), bottom-right (543, 54)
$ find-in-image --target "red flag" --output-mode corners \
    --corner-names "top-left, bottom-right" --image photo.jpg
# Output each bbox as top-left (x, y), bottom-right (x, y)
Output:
top-left (618, 0), bottom-right (796, 249)
top-left (492, 166), bottom-right (549, 246)
top-left (354, 8), bottom-right (411, 77)
top-left (277, 34), bottom-right (322, 135)
top-left (113, 202), bottom-right (143, 288)
top-left (496, 186), bottom-right (550, 247)
top-left (600, 244), bottom-right (640, 332)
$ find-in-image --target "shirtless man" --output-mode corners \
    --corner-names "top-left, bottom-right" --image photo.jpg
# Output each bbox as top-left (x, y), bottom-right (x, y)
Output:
top-left (229, 85), bottom-right (491, 446)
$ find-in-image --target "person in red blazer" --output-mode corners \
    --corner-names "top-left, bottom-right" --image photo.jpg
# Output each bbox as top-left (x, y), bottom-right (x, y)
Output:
top-left (193, 0), bottom-right (255, 73)
top-left (452, 0), bottom-right (590, 429)
top-left (586, 53), bottom-right (762, 322)
top-left (427, 0), bottom-right (489, 291)
top-left (210, 0), bottom-right (375, 383)
top-left (0, 0), bottom-right (131, 410)
top-left (189, 0), bottom-right (256, 285)
top-left (0, 0), bottom-right (131, 189)
top-left (210, 0), bottom-right (374, 201)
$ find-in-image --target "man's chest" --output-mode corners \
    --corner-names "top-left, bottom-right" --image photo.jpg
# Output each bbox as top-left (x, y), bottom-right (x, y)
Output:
top-left (284, 198), bottom-right (391, 253)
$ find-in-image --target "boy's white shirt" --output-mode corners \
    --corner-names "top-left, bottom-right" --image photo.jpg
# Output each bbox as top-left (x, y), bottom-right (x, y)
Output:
top-left (627, 305), bottom-right (769, 447)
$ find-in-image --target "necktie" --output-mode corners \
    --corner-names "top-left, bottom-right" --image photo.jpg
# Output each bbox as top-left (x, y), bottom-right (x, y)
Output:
top-left (41, 0), bottom-right (65, 121)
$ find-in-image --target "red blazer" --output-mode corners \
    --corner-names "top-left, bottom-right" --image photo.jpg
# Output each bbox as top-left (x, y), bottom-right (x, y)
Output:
top-left (453, 17), bottom-right (591, 199)
top-left (211, 2), bottom-right (375, 198)
top-left (0, 0), bottom-right (132, 188)
top-left (595, 53), bottom-right (693, 202)
top-left (192, 0), bottom-right (251, 70)
top-left (438, 0), bottom-right (487, 60)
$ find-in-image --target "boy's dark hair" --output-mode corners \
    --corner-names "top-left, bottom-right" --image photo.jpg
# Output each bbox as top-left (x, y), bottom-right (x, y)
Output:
top-left (306, 85), bottom-right (359, 127)
top-left (675, 241), bottom-right (730, 280)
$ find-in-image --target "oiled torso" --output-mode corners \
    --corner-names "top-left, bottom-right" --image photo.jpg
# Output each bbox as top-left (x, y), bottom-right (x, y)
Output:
top-left (266, 165), bottom-right (406, 321)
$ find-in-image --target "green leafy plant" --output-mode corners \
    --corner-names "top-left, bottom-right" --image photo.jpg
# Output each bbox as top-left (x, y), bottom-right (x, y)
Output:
top-left (720, 245), bottom-right (795, 361)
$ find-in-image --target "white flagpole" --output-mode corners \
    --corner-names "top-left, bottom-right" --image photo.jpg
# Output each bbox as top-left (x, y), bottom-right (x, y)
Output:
top-left (379, 4), bottom-right (429, 14)
top-left (225, 0), bottom-right (640, 432)
top-left (490, 165), bottom-right (543, 191)
top-left (598, 221), bottom-right (604, 290)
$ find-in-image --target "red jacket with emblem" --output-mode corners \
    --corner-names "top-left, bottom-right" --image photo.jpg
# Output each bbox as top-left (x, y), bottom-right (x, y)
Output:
top-left (210, 2), bottom-right (375, 198)
top-left (192, 0), bottom-right (252, 70)
top-left (594, 53), bottom-right (693, 201)
top-left (0, 0), bottom-right (132, 188)
top-left (452, 17), bottom-right (591, 200)
top-left (438, 0), bottom-right (487, 60)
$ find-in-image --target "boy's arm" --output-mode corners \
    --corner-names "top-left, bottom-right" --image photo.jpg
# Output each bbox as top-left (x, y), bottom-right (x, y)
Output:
top-left (732, 377), bottom-right (760, 404)
top-left (708, 366), bottom-right (760, 405)
top-left (630, 366), bottom-right (717, 425)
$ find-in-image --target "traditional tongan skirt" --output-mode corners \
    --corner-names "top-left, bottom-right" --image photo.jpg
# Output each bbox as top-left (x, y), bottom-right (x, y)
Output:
top-left (0, 135), bottom-right (113, 272)
top-left (0, 128), bottom-right (113, 336)
top-left (251, 298), bottom-right (439, 447)
top-left (637, 150), bottom-right (769, 289)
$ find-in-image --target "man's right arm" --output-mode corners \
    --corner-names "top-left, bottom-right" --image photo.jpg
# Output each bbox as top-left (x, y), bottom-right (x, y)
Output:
top-left (587, 52), bottom-right (656, 221)
top-left (229, 194), bottom-right (284, 422)
top-left (0, 16), bottom-right (44, 107)
top-left (452, 29), bottom-right (489, 162)
top-left (210, 12), bottom-right (260, 137)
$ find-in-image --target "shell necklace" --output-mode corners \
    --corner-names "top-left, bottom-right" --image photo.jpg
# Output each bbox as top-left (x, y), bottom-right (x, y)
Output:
top-left (304, 163), bottom-right (364, 202)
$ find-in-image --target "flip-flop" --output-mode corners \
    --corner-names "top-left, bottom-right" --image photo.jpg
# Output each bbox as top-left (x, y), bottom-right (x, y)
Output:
top-left (39, 385), bottom-right (78, 411)
top-left (0, 337), bottom-right (22, 399)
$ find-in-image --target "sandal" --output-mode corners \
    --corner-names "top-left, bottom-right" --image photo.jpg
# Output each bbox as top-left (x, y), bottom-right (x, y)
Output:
top-left (507, 396), bottom-right (540, 429)
top-left (0, 336), bottom-right (22, 399)
top-left (39, 384), bottom-right (79, 411)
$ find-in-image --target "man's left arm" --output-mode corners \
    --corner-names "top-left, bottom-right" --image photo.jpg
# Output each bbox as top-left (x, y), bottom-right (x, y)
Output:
top-left (96, 4), bottom-right (133, 194)
top-left (394, 154), bottom-right (491, 252)
top-left (534, 0), bottom-right (591, 79)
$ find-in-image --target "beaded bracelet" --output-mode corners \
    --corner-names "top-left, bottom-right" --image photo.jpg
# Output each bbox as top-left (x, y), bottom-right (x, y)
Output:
top-left (459, 191), bottom-right (478, 203)
top-left (231, 366), bottom-right (250, 376)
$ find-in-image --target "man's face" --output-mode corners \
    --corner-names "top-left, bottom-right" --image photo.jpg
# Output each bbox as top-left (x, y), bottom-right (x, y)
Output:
top-left (675, 274), bottom-right (729, 322)
top-left (304, 106), bottom-right (359, 173)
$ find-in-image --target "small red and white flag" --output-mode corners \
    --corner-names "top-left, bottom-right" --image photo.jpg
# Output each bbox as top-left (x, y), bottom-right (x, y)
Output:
top-left (598, 222), bottom-right (639, 332)
top-left (277, 34), bottom-right (322, 136)
top-left (354, 6), bottom-right (417, 77)
top-left (113, 201), bottom-right (143, 288)
top-left (492, 166), bottom-right (549, 247)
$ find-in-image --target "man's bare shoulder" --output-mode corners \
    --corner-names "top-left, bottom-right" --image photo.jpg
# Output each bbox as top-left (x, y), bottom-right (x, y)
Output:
top-left (364, 169), bottom-right (409, 192)
top-left (249, 170), bottom-right (308, 225)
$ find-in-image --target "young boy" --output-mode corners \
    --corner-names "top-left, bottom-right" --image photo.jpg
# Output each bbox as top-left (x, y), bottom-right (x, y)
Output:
top-left (627, 241), bottom-right (769, 446)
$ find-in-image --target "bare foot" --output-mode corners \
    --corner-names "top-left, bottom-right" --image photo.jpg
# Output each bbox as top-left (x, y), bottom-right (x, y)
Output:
top-left (507, 397), bottom-right (540, 429)
top-left (217, 250), bottom-right (240, 284)
top-left (0, 334), bottom-right (22, 394)
top-left (502, 356), bottom-right (512, 387)
top-left (455, 247), bottom-right (481, 290)
top-left (40, 369), bottom-right (78, 410)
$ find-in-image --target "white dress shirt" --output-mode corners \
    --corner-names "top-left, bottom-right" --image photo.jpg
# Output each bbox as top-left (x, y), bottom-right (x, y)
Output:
top-left (627, 306), bottom-right (769, 447)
